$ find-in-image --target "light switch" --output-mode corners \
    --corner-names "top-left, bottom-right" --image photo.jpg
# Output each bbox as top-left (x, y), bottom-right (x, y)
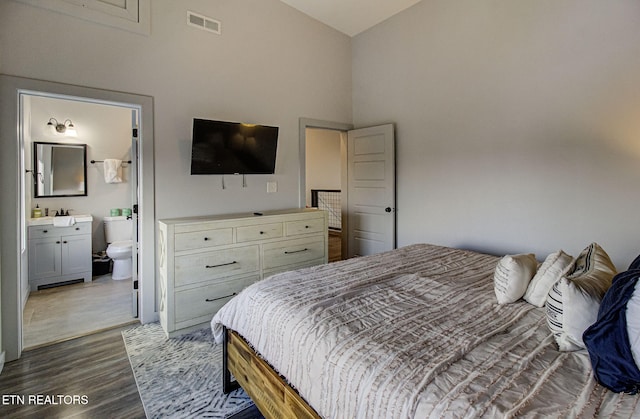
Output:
top-left (267, 181), bottom-right (277, 193)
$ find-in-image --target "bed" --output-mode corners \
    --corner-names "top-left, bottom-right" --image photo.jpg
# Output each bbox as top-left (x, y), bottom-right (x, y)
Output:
top-left (211, 243), bottom-right (640, 418)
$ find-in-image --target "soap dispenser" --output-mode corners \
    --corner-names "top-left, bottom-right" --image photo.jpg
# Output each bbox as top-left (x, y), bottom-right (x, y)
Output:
top-left (32, 204), bottom-right (42, 218)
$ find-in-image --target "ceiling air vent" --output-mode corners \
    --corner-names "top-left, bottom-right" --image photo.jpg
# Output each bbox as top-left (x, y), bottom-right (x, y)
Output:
top-left (187, 11), bottom-right (221, 35)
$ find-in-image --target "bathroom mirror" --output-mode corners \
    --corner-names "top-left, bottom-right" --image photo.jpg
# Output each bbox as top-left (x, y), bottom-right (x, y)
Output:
top-left (33, 142), bottom-right (87, 197)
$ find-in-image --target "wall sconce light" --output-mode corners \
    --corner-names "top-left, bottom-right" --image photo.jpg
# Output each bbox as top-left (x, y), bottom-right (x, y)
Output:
top-left (47, 118), bottom-right (77, 137)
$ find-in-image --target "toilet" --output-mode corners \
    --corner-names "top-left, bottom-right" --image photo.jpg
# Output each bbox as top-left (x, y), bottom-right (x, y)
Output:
top-left (104, 216), bottom-right (133, 280)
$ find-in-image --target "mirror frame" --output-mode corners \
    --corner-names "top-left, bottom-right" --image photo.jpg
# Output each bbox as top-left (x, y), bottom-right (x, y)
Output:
top-left (33, 141), bottom-right (88, 198)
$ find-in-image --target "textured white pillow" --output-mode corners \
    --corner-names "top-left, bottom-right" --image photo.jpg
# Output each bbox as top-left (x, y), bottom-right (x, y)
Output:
top-left (524, 250), bottom-right (573, 307)
top-left (627, 281), bottom-right (640, 368)
top-left (494, 253), bottom-right (538, 304)
top-left (545, 243), bottom-right (616, 351)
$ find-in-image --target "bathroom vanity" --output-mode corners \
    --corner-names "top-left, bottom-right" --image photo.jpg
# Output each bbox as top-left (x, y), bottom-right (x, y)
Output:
top-left (28, 215), bottom-right (93, 291)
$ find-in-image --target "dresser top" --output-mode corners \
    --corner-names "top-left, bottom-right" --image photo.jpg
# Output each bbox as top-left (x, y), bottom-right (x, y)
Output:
top-left (158, 208), bottom-right (323, 226)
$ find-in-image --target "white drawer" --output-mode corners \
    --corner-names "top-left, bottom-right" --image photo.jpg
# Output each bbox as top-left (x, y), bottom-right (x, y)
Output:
top-left (236, 222), bottom-right (283, 242)
top-left (29, 222), bottom-right (91, 239)
top-left (174, 275), bottom-right (259, 325)
top-left (263, 237), bottom-right (326, 270)
top-left (175, 245), bottom-right (259, 287)
top-left (285, 217), bottom-right (325, 236)
top-left (174, 228), bottom-right (233, 252)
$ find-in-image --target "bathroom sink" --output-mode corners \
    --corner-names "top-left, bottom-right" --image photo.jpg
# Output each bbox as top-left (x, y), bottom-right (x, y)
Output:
top-left (28, 214), bottom-right (93, 226)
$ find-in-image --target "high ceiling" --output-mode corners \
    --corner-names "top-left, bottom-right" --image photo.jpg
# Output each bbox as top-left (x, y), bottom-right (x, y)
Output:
top-left (279, 0), bottom-right (422, 37)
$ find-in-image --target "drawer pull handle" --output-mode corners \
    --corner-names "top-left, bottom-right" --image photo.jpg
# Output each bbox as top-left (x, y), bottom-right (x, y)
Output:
top-left (204, 237), bottom-right (209, 241)
top-left (43, 230), bottom-right (48, 233)
top-left (305, 225), bottom-right (310, 228)
top-left (63, 241), bottom-right (68, 244)
top-left (284, 248), bottom-right (308, 255)
top-left (206, 292), bottom-right (237, 302)
top-left (75, 227), bottom-right (80, 230)
top-left (259, 231), bottom-right (265, 235)
top-left (205, 261), bottom-right (237, 269)
top-left (56, 241), bottom-right (61, 244)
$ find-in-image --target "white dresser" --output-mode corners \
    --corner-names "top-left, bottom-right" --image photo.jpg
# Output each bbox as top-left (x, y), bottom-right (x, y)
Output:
top-left (158, 208), bottom-right (328, 337)
top-left (28, 220), bottom-right (93, 291)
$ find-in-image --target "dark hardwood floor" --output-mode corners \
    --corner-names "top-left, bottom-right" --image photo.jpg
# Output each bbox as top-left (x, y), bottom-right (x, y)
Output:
top-left (0, 325), bottom-right (146, 418)
top-left (328, 230), bottom-right (342, 263)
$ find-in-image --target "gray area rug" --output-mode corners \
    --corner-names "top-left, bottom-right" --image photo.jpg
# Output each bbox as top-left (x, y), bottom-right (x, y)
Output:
top-left (122, 322), bottom-right (254, 418)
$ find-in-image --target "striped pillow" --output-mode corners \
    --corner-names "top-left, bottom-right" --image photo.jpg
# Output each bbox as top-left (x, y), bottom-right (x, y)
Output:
top-left (546, 243), bottom-right (616, 351)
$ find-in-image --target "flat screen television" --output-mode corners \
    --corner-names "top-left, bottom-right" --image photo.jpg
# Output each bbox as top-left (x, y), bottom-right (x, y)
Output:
top-left (190, 118), bottom-right (279, 175)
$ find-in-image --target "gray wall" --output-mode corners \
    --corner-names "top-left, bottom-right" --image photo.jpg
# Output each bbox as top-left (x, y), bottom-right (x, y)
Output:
top-left (352, 0), bottom-right (640, 268)
top-left (0, 0), bottom-right (353, 220)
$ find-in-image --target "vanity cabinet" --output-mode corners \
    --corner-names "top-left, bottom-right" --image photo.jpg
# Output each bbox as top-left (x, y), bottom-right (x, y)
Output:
top-left (28, 222), bottom-right (93, 291)
top-left (158, 208), bottom-right (328, 337)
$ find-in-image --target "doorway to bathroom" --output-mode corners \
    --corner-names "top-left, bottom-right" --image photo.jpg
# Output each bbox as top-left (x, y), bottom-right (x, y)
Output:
top-left (0, 75), bottom-right (155, 362)
top-left (20, 92), bottom-right (140, 349)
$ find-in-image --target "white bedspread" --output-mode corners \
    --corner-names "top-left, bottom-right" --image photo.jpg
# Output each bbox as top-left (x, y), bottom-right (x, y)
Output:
top-left (211, 244), bottom-right (640, 418)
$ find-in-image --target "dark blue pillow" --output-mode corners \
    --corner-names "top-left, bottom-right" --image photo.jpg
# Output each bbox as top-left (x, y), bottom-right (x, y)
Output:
top-left (629, 254), bottom-right (640, 270)
top-left (583, 269), bottom-right (640, 393)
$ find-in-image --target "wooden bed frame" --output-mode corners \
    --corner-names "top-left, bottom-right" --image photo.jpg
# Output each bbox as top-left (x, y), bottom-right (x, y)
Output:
top-left (223, 327), bottom-right (320, 419)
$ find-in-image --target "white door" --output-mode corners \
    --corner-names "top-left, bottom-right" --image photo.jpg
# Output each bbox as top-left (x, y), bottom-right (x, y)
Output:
top-left (347, 124), bottom-right (396, 257)
top-left (130, 111), bottom-right (139, 317)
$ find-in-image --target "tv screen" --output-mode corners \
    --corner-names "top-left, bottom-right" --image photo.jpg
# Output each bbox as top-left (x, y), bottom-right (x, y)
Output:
top-left (190, 118), bottom-right (279, 175)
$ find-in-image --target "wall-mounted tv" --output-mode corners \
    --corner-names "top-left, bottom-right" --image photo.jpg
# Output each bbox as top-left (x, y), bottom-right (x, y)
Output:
top-left (190, 118), bottom-right (279, 175)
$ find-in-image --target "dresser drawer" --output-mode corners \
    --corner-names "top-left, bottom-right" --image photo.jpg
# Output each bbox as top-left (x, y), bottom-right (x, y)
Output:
top-left (29, 222), bottom-right (91, 239)
top-left (174, 228), bottom-right (233, 252)
top-left (174, 245), bottom-right (259, 287)
top-left (263, 237), bottom-right (326, 270)
top-left (174, 275), bottom-right (259, 325)
top-left (237, 223), bottom-right (283, 242)
top-left (285, 217), bottom-right (326, 236)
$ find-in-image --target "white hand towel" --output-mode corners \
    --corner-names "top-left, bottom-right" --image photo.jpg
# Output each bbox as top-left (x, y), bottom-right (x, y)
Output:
top-left (103, 159), bottom-right (123, 184)
top-left (53, 216), bottom-right (76, 227)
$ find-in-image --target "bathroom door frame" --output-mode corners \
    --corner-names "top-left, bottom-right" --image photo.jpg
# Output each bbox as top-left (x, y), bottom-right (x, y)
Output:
top-left (0, 75), bottom-right (156, 362)
top-left (130, 109), bottom-right (140, 318)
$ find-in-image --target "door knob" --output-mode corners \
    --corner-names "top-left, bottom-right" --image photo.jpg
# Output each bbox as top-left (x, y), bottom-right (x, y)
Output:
top-left (385, 207), bottom-right (392, 213)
